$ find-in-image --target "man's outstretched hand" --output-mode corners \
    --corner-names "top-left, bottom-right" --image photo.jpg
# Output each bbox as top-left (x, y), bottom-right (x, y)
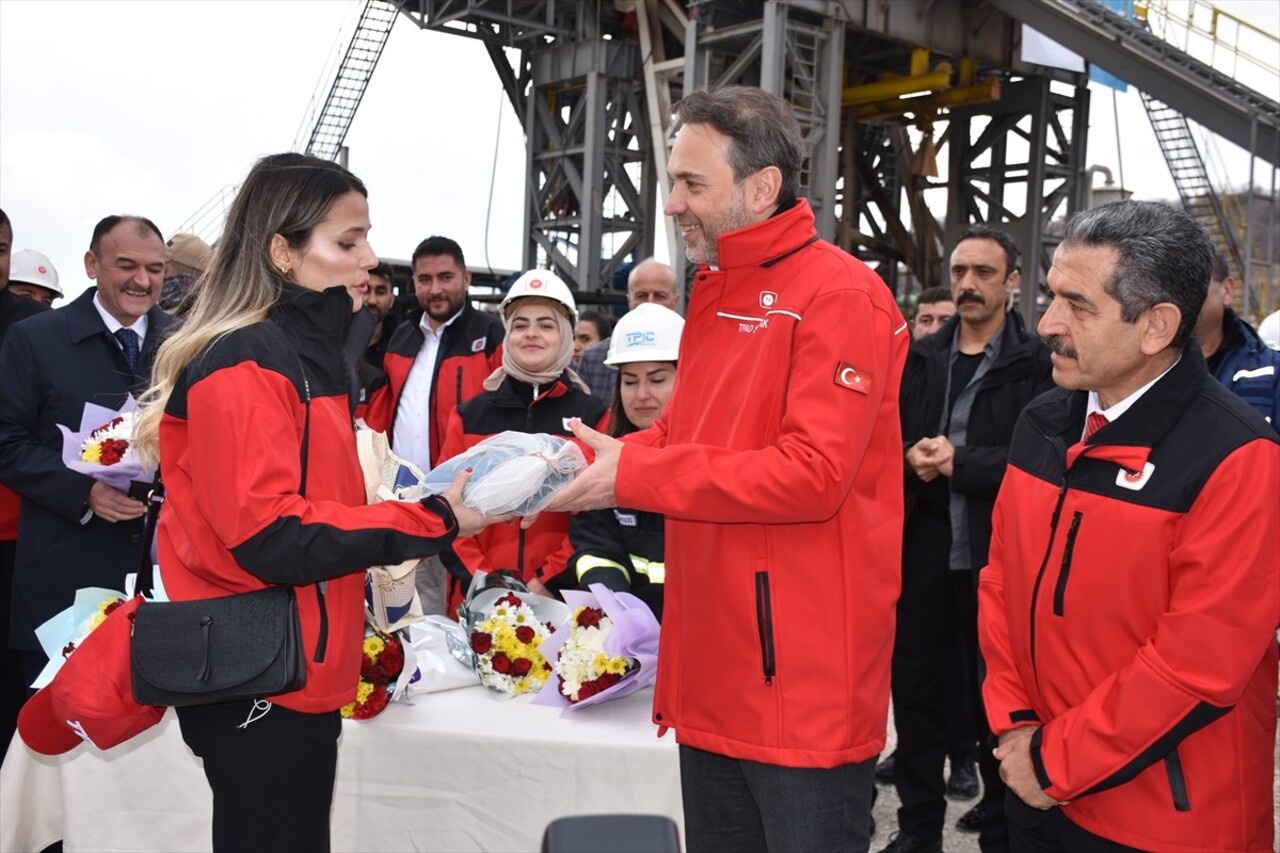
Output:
top-left (546, 418), bottom-right (621, 512)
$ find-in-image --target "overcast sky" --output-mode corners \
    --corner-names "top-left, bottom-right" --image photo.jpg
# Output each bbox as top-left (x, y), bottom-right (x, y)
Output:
top-left (1, 0), bottom-right (1276, 304)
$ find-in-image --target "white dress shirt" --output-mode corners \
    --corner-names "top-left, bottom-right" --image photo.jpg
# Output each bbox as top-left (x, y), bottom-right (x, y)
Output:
top-left (392, 309), bottom-right (463, 470)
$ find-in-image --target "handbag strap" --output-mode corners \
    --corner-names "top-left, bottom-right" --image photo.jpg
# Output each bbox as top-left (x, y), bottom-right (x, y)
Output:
top-left (135, 357), bottom-right (313, 598)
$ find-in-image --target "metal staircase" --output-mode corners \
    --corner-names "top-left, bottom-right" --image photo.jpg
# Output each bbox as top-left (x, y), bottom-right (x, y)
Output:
top-left (988, 0), bottom-right (1279, 161)
top-left (300, 0), bottom-right (399, 162)
top-left (1140, 93), bottom-right (1243, 276)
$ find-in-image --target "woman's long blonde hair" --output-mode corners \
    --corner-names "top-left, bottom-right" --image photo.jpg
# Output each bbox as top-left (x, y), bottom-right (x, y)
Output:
top-left (135, 153), bottom-right (367, 463)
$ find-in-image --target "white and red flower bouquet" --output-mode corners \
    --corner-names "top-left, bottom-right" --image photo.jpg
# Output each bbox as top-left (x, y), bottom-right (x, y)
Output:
top-left (533, 584), bottom-right (660, 714)
top-left (341, 625), bottom-right (410, 721)
top-left (31, 586), bottom-right (129, 689)
top-left (452, 570), bottom-right (570, 697)
top-left (56, 397), bottom-right (153, 493)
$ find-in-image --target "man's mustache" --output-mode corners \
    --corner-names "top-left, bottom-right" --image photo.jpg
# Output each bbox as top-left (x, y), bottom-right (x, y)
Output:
top-left (956, 291), bottom-right (985, 306)
top-left (1045, 335), bottom-right (1078, 359)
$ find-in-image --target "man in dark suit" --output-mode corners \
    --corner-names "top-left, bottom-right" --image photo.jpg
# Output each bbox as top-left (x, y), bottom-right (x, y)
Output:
top-left (0, 214), bottom-right (174, 690)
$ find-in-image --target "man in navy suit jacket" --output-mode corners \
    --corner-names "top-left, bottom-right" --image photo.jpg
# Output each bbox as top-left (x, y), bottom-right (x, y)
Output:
top-left (0, 215), bottom-right (175, 688)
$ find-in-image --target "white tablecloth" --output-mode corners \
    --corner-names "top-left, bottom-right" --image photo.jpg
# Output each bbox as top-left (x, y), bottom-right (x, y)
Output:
top-left (0, 684), bottom-right (681, 852)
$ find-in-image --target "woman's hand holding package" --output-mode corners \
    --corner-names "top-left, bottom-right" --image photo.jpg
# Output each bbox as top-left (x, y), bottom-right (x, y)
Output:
top-left (441, 468), bottom-right (515, 537)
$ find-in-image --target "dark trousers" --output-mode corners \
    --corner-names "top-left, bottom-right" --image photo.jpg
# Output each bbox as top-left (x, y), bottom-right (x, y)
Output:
top-left (0, 539), bottom-right (23, 767)
top-left (679, 745), bottom-right (875, 853)
top-left (891, 509), bottom-right (1006, 843)
top-left (1006, 795), bottom-right (1142, 852)
top-left (177, 699), bottom-right (341, 853)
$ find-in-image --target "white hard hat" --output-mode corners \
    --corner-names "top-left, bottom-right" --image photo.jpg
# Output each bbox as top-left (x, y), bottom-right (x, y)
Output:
top-left (1258, 309), bottom-right (1280, 350)
top-left (9, 249), bottom-right (62, 297)
top-left (605, 303), bottom-right (684, 365)
top-left (500, 270), bottom-right (577, 323)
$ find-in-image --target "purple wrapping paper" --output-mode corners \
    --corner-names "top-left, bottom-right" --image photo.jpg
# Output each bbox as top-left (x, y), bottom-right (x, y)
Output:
top-left (55, 398), bottom-right (153, 492)
top-left (533, 583), bottom-right (660, 713)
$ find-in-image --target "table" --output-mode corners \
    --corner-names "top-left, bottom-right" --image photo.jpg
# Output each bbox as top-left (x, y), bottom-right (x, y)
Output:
top-left (0, 685), bottom-right (682, 852)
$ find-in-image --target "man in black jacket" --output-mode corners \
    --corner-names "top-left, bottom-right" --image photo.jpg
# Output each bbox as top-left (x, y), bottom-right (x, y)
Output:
top-left (0, 215), bottom-right (174, 697)
top-left (881, 226), bottom-right (1053, 853)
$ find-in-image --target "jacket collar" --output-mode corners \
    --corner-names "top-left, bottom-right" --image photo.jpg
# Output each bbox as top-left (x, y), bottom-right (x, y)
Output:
top-left (912, 309), bottom-right (1033, 370)
top-left (713, 198), bottom-right (819, 271)
top-left (271, 283), bottom-right (354, 375)
top-left (1037, 341), bottom-right (1211, 471)
top-left (491, 372), bottom-right (571, 408)
top-left (64, 287), bottom-right (174, 351)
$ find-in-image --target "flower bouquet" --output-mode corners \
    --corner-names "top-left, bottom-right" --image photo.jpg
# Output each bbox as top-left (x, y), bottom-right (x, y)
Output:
top-left (452, 570), bottom-right (570, 697)
top-left (56, 397), bottom-right (154, 493)
top-left (341, 626), bottom-right (408, 720)
top-left (422, 431), bottom-right (586, 516)
top-left (31, 586), bottom-right (129, 689)
top-left (533, 584), bottom-right (660, 714)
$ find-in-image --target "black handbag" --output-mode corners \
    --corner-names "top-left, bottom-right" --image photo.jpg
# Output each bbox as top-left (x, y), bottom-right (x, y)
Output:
top-left (131, 585), bottom-right (306, 707)
top-left (129, 364), bottom-right (313, 708)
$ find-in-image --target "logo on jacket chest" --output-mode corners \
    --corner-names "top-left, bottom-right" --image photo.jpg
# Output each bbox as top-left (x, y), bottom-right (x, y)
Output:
top-left (471, 337), bottom-right (487, 353)
top-left (1115, 462), bottom-right (1155, 491)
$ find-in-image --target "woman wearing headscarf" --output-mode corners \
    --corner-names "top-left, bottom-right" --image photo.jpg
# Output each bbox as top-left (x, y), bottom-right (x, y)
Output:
top-left (437, 270), bottom-right (609, 606)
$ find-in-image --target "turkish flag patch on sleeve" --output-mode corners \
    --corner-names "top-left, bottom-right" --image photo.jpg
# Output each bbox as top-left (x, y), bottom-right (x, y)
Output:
top-left (834, 362), bottom-right (872, 394)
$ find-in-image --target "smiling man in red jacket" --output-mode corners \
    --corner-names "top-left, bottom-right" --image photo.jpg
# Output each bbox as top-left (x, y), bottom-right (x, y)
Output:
top-left (980, 201), bottom-right (1279, 852)
top-left (554, 85), bottom-right (909, 852)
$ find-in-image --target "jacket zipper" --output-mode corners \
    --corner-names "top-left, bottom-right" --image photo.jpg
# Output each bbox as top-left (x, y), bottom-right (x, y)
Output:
top-left (1028, 478), bottom-right (1070, 692)
top-left (1052, 511), bottom-right (1083, 616)
top-left (754, 571), bottom-right (776, 685)
top-left (1164, 750), bottom-right (1191, 812)
top-left (313, 582), bottom-right (329, 663)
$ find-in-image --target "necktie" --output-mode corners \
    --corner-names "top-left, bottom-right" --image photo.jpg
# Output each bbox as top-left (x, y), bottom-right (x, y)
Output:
top-left (1083, 411), bottom-right (1109, 442)
top-left (114, 328), bottom-right (141, 374)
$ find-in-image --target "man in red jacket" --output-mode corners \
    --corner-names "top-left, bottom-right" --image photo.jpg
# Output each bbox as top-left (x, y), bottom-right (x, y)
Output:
top-left (554, 85), bottom-right (908, 852)
top-left (979, 200), bottom-right (1279, 851)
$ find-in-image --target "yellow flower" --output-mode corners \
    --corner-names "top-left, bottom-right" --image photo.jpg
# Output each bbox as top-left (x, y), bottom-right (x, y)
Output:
top-left (355, 679), bottom-right (375, 703)
top-left (81, 444), bottom-right (102, 463)
top-left (340, 701), bottom-right (356, 718)
top-left (362, 635), bottom-right (385, 662)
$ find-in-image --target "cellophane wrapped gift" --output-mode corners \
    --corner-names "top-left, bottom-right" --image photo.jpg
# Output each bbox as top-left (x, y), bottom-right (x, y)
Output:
top-left (421, 431), bottom-right (586, 516)
top-left (532, 584), bottom-right (660, 714)
top-left (449, 570), bottom-right (570, 698)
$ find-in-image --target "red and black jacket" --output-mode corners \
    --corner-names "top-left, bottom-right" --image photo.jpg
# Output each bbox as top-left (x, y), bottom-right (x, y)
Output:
top-left (979, 344), bottom-right (1279, 851)
top-left (157, 284), bottom-right (461, 714)
top-left (437, 373), bottom-right (608, 607)
top-left (363, 302), bottom-right (503, 467)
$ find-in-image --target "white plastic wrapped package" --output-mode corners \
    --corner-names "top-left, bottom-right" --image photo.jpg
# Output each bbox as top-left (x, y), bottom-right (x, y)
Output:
top-left (422, 431), bottom-right (586, 516)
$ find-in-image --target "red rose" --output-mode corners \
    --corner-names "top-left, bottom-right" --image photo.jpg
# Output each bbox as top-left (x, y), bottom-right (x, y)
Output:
top-left (577, 681), bottom-right (600, 700)
top-left (98, 438), bottom-right (128, 466)
top-left (597, 672), bottom-right (622, 691)
top-left (363, 662), bottom-right (390, 685)
top-left (353, 686), bottom-right (389, 720)
top-left (103, 599), bottom-right (123, 617)
top-left (515, 625), bottom-right (535, 644)
top-left (491, 652), bottom-right (512, 674)
top-left (470, 631), bottom-right (493, 654)
top-left (510, 657), bottom-right (532, 677)
top-left (496, 593), bottom-right (523, 608)
top-left (380, 637), bottom-right (405, 679)
top-left (576, 607), bottom-right (604, 629)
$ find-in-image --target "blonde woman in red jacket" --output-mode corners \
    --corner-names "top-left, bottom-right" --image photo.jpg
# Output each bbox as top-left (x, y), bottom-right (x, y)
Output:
top-left (135, 153), bottom-right (504, 853)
